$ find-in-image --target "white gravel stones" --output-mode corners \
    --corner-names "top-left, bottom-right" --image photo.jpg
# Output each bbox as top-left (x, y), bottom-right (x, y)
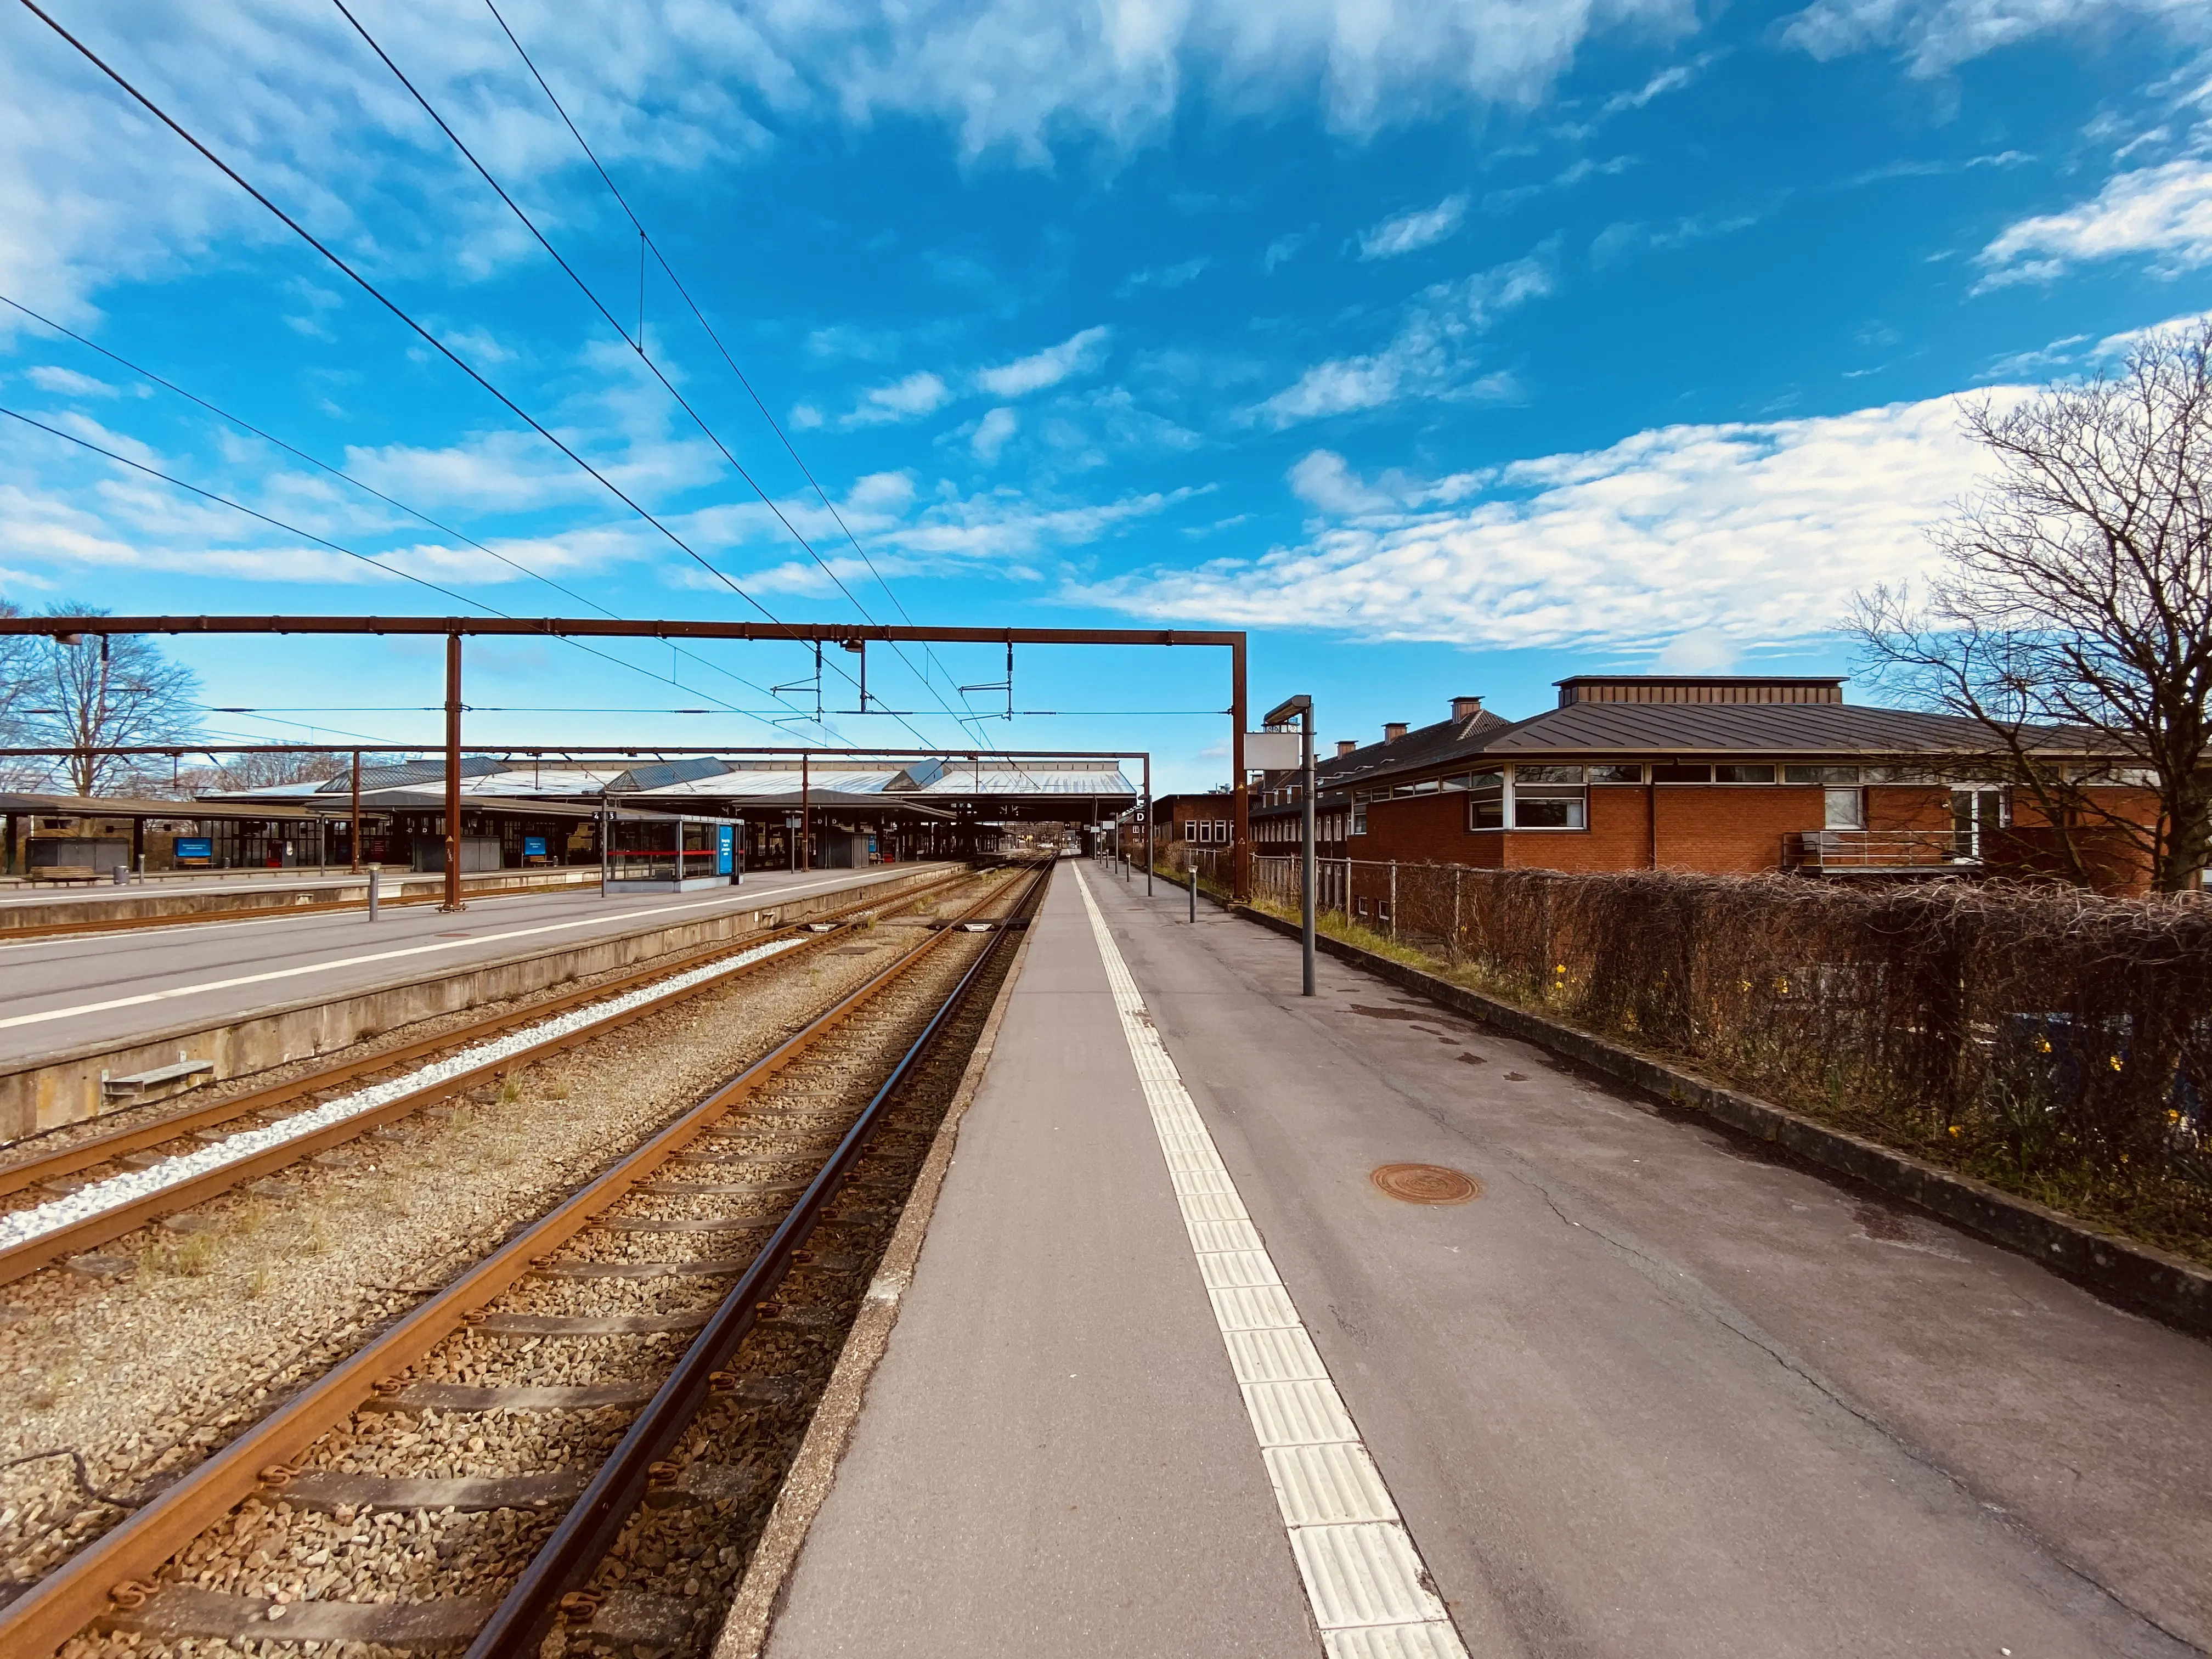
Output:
top-left (0, 936), bottom-right (809, 1255)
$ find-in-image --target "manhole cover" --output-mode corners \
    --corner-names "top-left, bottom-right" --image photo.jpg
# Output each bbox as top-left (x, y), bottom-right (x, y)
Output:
top-left (1370, 1163), bottom-right (1482, 1205)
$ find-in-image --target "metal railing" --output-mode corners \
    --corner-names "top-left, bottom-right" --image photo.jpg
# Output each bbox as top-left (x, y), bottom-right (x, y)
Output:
top-left (1783, 830), bottom-right (1977, 871)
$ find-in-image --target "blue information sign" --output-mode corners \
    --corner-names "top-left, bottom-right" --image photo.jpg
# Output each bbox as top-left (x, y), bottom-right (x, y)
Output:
top-left (522, 836), bottom-right (548, 860)
top-left (174, 837), bottom-right (213, 865)
top-left (714, 823), bottom-right (735, 876)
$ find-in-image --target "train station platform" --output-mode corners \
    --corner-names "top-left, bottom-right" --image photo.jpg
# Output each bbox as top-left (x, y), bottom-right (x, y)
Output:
top-left (750, 861), bottom-right (2212, 1658)
top-left (0, 864), bottom-right (962, 1138)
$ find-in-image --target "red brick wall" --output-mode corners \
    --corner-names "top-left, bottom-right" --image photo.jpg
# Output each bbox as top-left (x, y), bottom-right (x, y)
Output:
top-left (1341, 776), bottom-right (2169, 893)
top-left (1353, 783), bottom-right (1834, 876)
top-left (1647, 785), bottom-right (1824, 873)
top-left (1350, 792), bottom-right (1498, 866)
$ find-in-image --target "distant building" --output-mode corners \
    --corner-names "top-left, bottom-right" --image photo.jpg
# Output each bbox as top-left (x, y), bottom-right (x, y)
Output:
top-left (1249, 677), bottom-right (2162, 895)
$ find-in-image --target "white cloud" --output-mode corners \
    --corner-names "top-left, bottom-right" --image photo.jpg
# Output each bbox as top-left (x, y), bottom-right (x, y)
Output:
top-left (1976, 160), bottom-right (2212, 285)
top-left (843, 371), bottom-right (952, 427)
top-left (3, 0), bottom-right (1695, 320)
top-left (1598, 57), bottom-right (1707, 115)
top-left (975, 326), bottom-right (1110, 398)
top-left (341, 420), bottom-right (719, 511)
top-left (1485, 154), bottom-right (1637, 212)
top-left (1592, 208), bottom-right (1764, 268)
top-left (972, 405), bottom-right (1018, 462)
top-left (1288, 450), bottom-right (1396, 515)
top-left (1082, 391), bottom-right (2013, 650)
top-left (1782, 0), bottom-right (2208, 75)
top-left (1116, 258), bottom-right (1211, 296)
top-left (1255, 247), bottom-right (1553, 425)
top-left (1358, 195), bottom-right (1468, 259)
top-left (24, 365), bottom-right (117, 397)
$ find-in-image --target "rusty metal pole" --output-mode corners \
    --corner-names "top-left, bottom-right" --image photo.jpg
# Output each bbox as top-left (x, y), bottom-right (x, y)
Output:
top-left (441, 632), bottom-right (464, 912)
top-left (800, 752), bottom-right (811, 873)
top-left (348, 748), bottom-right (362, 874)
top-left (1231, 636), bottom-right (1249, 901)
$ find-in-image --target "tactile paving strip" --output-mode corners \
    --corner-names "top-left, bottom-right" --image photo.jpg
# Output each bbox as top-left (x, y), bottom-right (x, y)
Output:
top-left (1073, 867), bottom-right (1469, 1657)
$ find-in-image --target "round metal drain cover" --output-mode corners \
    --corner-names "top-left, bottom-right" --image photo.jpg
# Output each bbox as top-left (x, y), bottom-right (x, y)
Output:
top-left (1370, 1163), bottom-right (1481, 1205)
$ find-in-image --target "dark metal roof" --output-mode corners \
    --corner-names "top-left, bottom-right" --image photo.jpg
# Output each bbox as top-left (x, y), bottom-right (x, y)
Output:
top-left (313, 756), bottom-right (504, 793)
top-left (608, 787), bottom-right (955, 821)
top-left (605, 757), bottom-right (731, 793)
top-left (1311, 709), bottom-right (1513, 790)
top-left (1476, 701), bottom-right (2082, 757)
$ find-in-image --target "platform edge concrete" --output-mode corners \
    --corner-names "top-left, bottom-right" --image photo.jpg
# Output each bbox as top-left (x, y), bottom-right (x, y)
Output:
top-left (1230, 899), bottom-right (2212, 1340)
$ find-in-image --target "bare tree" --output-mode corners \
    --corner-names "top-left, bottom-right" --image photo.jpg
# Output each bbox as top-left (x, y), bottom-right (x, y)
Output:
top-left (1853, 319), bottom-right (2212, 893)
top-left (178, 750), bottom-right (349, 795)
top-left (13, 608), bottom-right (201, 795)
top-left (0, 598), bottom-right (36, 746)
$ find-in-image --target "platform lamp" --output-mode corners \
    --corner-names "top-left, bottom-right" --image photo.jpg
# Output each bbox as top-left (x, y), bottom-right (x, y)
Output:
top-left (1259, 693), bottom-right (1316, 997)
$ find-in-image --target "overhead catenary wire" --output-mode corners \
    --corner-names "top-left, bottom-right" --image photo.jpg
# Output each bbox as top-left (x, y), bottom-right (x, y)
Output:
top-left (0, 404), bottom-right (807, 742)
top-left (481, 0), bottom-right (996, 749)
top-left (330, 0), bottom-right (961, 755)
top-left (0, 290), bottom-right (812, 722)
top-left (14, 0), bottom-right (865, 746)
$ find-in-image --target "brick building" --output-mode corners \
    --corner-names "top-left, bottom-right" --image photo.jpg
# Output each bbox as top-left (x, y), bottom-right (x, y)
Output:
top-left (1249, 675), bottom-right (2161, 895)
top-left (1148, 792), bottom-right (1238, 854)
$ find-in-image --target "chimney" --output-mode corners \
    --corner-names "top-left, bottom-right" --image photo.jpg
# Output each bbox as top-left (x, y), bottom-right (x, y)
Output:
top-left (1383, 722), bottom-right (1408, 743)
top-left (1335, 740), bottom-right (1357, 758)
top-left (1451, 695), bottom-right (1483, 721)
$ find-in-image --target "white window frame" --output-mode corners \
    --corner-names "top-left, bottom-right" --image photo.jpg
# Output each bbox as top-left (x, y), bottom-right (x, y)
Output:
top-left (1506, 765), bottom-right (1588, 832)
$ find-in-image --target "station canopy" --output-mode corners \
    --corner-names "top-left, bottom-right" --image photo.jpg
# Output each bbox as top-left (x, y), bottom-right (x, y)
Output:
top-left (202, 754), bottom-right (1136, 825)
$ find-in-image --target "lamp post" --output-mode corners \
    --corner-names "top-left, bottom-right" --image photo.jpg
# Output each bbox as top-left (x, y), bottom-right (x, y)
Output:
top-left (1263, 693), bottom-right (1316, 997)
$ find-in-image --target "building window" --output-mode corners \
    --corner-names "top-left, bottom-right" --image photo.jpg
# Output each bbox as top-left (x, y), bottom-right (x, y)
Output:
top-left (1467, 771), bottom-right (1504, 830)
top-left (1511, 766), bottom-right (1586, 830)
top-left (1588, 764), bottom-right (1643, 783)
top-left (1952, 787), bottom-right (2007, 857)
top-left (1354, 896), bottom-right (1369, 917)
top-left (1351, 795), bottom-right (1368, 835)
top-left (1784, 764), bottom-right (1859, 785)
top-left (1714, 764), bottom-right (1776, 783)
top-left (1651, 764), bottom-right (1712, 783)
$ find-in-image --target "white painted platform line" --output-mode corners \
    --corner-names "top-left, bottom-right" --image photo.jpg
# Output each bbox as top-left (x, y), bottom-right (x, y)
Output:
top-left (0, 868), bottom-right (922, 1031)
top-left (1071, 867), bottom-right (1470, 1659)
top-left (0, 934), bottom-right (809, 1254)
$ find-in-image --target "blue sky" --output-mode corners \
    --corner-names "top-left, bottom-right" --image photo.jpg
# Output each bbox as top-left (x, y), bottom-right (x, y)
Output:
top-left (2, 0), bottom-right (2209, 792)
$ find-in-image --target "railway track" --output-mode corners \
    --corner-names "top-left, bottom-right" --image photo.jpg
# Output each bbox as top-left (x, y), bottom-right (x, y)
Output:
top-left (0, 867), bottom-right (982, 1288)
top-left (10, 857), bottom-right (1049, 1659)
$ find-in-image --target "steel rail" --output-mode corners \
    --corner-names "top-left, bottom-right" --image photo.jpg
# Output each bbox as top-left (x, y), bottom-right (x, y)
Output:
top-left (467, 859), bottom-right (1051, 1657)
top-left (0, 864), bottom-right (1034, 1659)
top-left (0, 868), bottom-right (979, 1280)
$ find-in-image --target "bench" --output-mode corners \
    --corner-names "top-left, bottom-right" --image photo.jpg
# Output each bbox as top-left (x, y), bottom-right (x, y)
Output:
top-left (27, 866), bottom-right (104, 886)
